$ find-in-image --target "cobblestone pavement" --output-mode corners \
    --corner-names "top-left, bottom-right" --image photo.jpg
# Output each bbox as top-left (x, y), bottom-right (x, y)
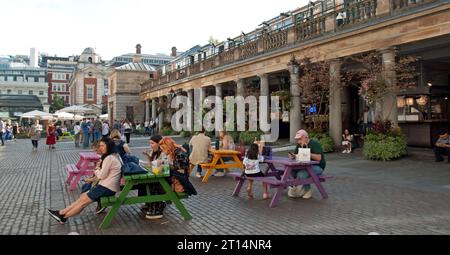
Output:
top-left (0, 137), bottom-right (450, 235)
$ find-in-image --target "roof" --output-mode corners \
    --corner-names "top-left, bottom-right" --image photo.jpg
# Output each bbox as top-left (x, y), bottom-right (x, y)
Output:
top-left (0, 95), bottom-right (43, 108)
top-left (115, 62), bottom-right (156, 72)
top-left (82, 47), bottom-right (95, 54)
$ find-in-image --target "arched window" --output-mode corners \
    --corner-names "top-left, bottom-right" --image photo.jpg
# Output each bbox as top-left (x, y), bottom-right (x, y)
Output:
top-left (88, 57), bottom-right (93, 63)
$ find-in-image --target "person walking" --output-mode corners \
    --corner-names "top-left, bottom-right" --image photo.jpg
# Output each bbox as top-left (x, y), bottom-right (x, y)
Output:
top-left (12, 122), bottom-right (19, 142)
top-left (102, 121), bottom-right (110, 139)
top-left (0, 119), bottom-right (5, 146)
top-left (46, 121), bottom-right (57, 150)
top-left (73, 122), bottom-right (81, 147)
top-left (28, 119), bottom-right (42, 151)
top-left (81, 119), bottom-right (91, 148)
top-left (93, 117), bottom-right (102, 141)
top-left (123, 119), bottom-right (132, 144)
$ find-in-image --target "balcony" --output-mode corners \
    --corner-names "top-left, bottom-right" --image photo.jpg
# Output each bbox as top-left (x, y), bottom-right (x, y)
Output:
top-left (141, 0), bottom-right (441, 94)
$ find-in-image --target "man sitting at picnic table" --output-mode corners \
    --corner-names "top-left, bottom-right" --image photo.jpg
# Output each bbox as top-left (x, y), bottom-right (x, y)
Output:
top-left (287, 129), bottom-right (326, 199)
top-left (189, 128), bottom-right (211, 178)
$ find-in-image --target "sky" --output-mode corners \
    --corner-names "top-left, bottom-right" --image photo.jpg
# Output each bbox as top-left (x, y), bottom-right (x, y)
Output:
top-left (0, 0), bottom-right (309, 60)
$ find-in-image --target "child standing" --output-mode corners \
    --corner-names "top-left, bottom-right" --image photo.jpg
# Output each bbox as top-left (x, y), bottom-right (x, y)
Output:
top-left (243, 143), bottom-right (269, 200)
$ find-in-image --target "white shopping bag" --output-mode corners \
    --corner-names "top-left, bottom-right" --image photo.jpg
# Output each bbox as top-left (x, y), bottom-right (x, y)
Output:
top-left (296, 148), bottom-right (310, 162)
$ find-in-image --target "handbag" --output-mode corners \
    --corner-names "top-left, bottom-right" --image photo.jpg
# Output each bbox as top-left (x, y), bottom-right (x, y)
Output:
top-left (117, 154), bottom-right (148, 176)
top-left (296, 147), bottom-right (311, 162)
top-left (171, 176), bottom-right (185, 193)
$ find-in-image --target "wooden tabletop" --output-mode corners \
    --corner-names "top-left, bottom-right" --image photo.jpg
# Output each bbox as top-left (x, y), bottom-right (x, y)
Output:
top-left (209, 149), bottom-right (241, 155)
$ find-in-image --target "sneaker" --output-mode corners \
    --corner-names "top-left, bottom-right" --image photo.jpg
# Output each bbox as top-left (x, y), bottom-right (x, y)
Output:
top-left (140, 203), bottom-right (150, 212)
top-left (145, 208), bottom-right (163, 220)
top-left (342, 150), bottom-right (347, 153)
top-left (302, 189), bottom-right (313, 199)
top-left (195, 172), bottom-right (202, 178)
top-left (214, 171), bottom-right (225, 177)
top-left (95, 204), bottom-right (107, 214)
top-left (47, 209), bottom-right (66, 224)
top-left (287, 186), bottom-right (302, 198)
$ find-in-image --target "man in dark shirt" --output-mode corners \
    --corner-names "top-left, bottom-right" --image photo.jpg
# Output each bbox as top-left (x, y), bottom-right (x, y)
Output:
top-left (434, 132), bottom-right (450, 163)
top-left (288, 129), bottom-right (326, 199)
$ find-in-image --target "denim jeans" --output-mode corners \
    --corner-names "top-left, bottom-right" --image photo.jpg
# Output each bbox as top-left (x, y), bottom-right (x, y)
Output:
top-left (291, 165), bottom-right (324, 191)
top-left (83, 132), bottom-right (90, 148)
top-left (0, 132), bottom-right (3, 145)
top-left (93, 130), bottom-right (101, 141)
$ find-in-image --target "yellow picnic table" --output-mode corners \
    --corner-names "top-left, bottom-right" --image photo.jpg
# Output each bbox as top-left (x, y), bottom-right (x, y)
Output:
top-left (200, 149), bottom-right (244, 183)
top-left (58, 131), bottom-right (75, 141)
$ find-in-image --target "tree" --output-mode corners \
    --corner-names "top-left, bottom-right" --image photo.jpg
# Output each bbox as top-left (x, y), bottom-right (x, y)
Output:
top-left (49, 94), bottom-right (64, 113)
top-left (343, 51), bottom-right (418, 120)
top-left (297, 58), bottom-right (332, 132)
top-left (208, 36), bottom-right (219, 46)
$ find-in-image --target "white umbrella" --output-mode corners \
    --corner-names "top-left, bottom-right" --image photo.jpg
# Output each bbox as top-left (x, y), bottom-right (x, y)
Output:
top-left (73, 115), bottom-right (84, 121)
top-left (20, 110), bottom-right (54, 119)
top-left (99, 114), bottom-right (108, 120)
top-left (57, 105), bottom-right (93, 115)
top-left (53, 111), bottom-right (75, 121)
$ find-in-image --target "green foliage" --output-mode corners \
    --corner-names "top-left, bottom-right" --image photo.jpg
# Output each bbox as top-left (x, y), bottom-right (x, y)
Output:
top-left (363, 133), bottom-right (407, 161)
top-left (308, 132), bottom-right (334, 153)
top-left (238, 131), bottom-right (264, 145)
top-left (49, 94), bottom-right (65, 113)
top-left (180, 131), bottom-right (191, 138)
top-left (160, 126), bottom-right (174, 136)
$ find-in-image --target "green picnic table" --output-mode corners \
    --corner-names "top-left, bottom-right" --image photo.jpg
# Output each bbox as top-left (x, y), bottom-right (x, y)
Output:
top-left (99, 170), bottom-right (192, 229)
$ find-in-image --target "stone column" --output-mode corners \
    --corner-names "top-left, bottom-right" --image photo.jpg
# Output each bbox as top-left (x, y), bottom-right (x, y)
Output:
top-left (329, 59), bottom-right (343, 147)
top-left (236, 79), bottom-right (245, 97)
top-left (151, 99), bottom-right (157, 121)
top-left (187, 89), bottom-right (193, 131)
top-left (193, 87), bottom-right (205, 131)
top-left (258, 73), bottom-right (270, 128)
top-left (380, 47), bottom-right (398, 126)
top-left (288, 60), bottom-right (301, 144)
top-left (215, 84), bottom-right (223, 136)
top-left (158, 97), bottom-right (164, 132)
top-left (166, 95), bottom-right (173, 125)
top-left (145, 100), bottom-right (150, 124)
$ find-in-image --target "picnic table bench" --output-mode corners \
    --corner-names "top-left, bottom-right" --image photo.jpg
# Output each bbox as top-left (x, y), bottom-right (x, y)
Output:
top-left (229, 156), bottom-right (332, 208)
top-left (65, 152), bottom-right (100, 191)
top-left (99, 170), bottom-right (192, 229)
top-left (58, 131), bottom-right (75, 141)
top-left (199, 149), bottom-right (244, 183)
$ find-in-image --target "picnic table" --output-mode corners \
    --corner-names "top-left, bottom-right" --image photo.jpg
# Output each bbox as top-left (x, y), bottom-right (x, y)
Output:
top-left (229, 156), bottom-right (332, 208)
top-left (200, 149), bottom-right (244, 183)
top-left (65, 152), bottom-right (101, 190)
top-left (99, 170), bottom-right (192, 229)
top-left (58, 131), bottom-right (75, 141)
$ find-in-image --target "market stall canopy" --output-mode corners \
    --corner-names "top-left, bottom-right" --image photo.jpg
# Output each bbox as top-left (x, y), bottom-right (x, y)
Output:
top-left (57, 105), bottom-right (93, 115)
top-left (53, 111), bottom-right (76, 120)
top-left (20, 110), bottom-right (54, 120)
top-left (99, 114), bottom-right (108, 120)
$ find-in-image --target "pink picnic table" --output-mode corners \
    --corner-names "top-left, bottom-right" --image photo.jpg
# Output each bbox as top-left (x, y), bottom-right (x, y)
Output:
top-left (230, 156), bottom-right (331, 208)
top-left (66, 152), bottom-right (101, 190)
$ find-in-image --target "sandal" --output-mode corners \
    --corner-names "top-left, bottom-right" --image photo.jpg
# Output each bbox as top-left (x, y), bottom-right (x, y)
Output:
top-left (263, 192), bottom-right (270, 200)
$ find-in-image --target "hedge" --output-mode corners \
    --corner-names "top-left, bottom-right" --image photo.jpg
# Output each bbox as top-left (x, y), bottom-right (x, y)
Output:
top-left (363, 133), bottom-right (408, 161)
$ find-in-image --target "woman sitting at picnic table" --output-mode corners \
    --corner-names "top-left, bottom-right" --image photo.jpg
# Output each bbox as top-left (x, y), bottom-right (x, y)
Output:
top-left (214, 131), bottom-right (235, 177)
top-left (47, 137), bottom-right (121, 224)
top-left (287, 129), bottom-right (326, 199)
top-left (243, 143), bottom-right (269, 200)
top-left (139, 135), bottom-right (166, 219)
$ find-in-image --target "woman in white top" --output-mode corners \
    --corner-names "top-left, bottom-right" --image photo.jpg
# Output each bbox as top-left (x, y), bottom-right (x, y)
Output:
top-left (123, 119), bottom-right (132, 144)
top-left (73, 122), bottom-right (81, 147)
top-left (47, 137), bottom-right (122, 224)
top-left (243, 143), bottom-right (268, 200)
top-left (102, 121), bottom-right (110, 139)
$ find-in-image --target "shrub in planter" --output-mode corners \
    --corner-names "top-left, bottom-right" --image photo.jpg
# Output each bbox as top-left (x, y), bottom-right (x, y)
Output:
top-left (160, 126), bottom-right (173, 136)
top-left (179, 131), bottom-right (191, 138)
top-left (363, 133), bottom-right (407, 161)
top-left (238, 131), bottom-right (264, 145)
top-left (308, 132), bottom-right (334, 153)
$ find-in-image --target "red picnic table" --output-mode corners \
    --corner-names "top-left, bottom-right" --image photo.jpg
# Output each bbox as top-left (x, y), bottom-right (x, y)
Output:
top-left (229, 156), bottom-right (332, 208)
top-left (65, 152), bottom-right (101, 191)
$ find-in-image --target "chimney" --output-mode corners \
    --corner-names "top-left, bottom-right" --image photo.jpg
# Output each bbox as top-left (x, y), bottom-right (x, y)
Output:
top-left (171, 47), bottom-right (177, 57)
top-left (133, 44), bottom-right (143, 63)
top-left (30, 48), bottom-right (38, 67)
